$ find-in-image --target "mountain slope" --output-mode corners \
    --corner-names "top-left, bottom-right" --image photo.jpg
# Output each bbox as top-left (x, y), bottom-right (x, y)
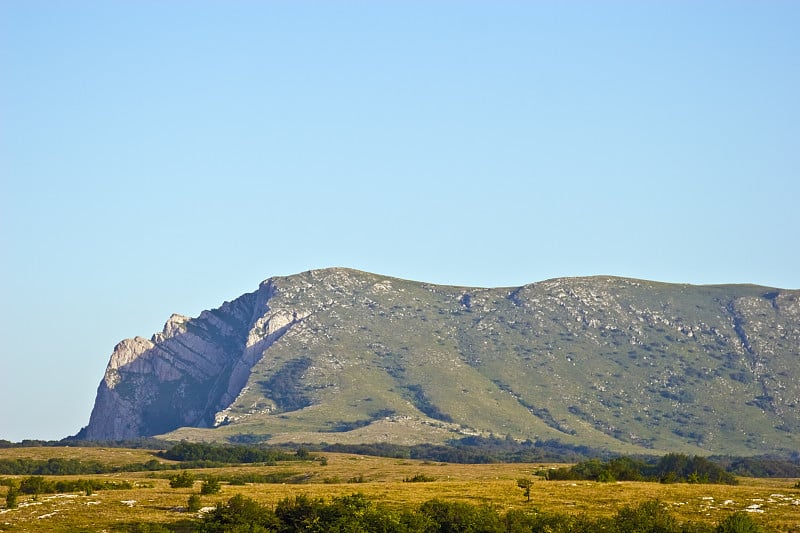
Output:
top-left (80, 268), bottom-right (800, 455)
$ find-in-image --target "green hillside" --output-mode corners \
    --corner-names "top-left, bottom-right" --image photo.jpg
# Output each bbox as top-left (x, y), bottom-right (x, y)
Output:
top-left (130, 268), bottom-right (800, 456)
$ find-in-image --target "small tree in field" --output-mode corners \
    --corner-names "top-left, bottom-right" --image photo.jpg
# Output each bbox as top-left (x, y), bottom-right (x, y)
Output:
top-left (79, 479), bottom-right (93, 496)
top-left (517, 478), bottom-right (533, 502)
top-left (169, 471), bottom-right (195, 488)
top-left (5, 484), bottom-right (19, 509)
top-left (200, 477), bottom-right (221, 495)
top-left (187, 494), bottom-right (202, 513)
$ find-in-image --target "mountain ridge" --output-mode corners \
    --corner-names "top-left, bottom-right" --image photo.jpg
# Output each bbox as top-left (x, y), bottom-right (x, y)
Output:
top-left (79, 268), bottom-right (800, 456)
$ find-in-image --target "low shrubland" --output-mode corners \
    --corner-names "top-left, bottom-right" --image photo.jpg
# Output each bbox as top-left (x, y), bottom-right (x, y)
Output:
top-left (196, 493), bottom-right (764, 533)
top-left (0, 446), bottom-right (797, 532)
top-left (0, 475), bottom-right (133, 495)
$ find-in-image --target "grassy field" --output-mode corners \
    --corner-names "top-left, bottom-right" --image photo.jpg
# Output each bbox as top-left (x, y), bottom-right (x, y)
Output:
top-left (1, 447), bottom-right (799, 532)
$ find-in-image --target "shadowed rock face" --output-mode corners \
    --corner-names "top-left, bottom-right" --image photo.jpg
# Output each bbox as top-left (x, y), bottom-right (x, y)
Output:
top-left (80, 281), bottom-right (286, 440)
top-left (80, 268), bottom-right (800, 455)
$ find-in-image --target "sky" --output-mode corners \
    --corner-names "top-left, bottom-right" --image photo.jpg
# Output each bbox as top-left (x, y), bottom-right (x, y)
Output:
top-left (1, 1), bottom-right (798, 442)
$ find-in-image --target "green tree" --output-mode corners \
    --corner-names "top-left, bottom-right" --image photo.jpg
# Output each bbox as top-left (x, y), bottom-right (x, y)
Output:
top-left (169, 470), bottom-right (195, 488)
top-left (79, 479), bottom-right (94, 496)
top-left (187, 493), bottom-right (202, 512)
top-left (19, 476), bottom-right (51, 497)
top-left (597, 469), bottom-right (617, 482)
top-left (200, 477), bottom-right (221, 495)
top-left (516, 478), bottom-right (533, 502)
top-left (5, 484), bottom-right (18, 509)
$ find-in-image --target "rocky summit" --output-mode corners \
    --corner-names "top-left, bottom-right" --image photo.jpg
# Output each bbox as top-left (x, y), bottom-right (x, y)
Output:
top-left (79, 268), bottom-right (800, 455)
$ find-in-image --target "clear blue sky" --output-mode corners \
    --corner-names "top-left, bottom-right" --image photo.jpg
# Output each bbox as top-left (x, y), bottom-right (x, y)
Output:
top-left (1, 2), bottom-right (798, 442)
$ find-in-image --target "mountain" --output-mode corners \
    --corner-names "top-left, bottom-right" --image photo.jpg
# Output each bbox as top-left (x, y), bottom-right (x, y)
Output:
top-left (79, 268), bottom-right (800, 456)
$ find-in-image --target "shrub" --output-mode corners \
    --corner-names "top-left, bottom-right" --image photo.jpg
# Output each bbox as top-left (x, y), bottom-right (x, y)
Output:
top-left (275, 494), bottom-right (326, 530)
top-left (273, 493), bottom-right (417, 532)
top-left (222, 471), bottom-right (298, 485)
top-left (169, 470), bottom-right (195, 488)
top-left (54, 479), bottom-right (132, 493)
top-left (516, 478), bottom-right (533, 501)
top-left (200, 477), bottom-right (221, 495)
top-left (597, 469), bottom-right (617, 482)
top-left (403, 473), bottom-right (436, 482)
top-left (187, 494), bottom-right (202, 512)
top-left (5, 484), bottom-right (18, 509)
top-left (295, 447), bottom-right (310, 459)
top-left (79, 479), bottom-right (93, 496)
top-left (716, 512), bottom-right (761, 533)
top-left (191, 493), bottom-right (743, 533)
top-left (419, 499), bottom-right (504, 533)
top-left (19, 476), bottom-right (52, 495)
top-left (200, 494), bottom-right (278, 532)
top-left (505, 508), bottom-right (599, 533)
top-left (614, 500), bottom-right (678, 533)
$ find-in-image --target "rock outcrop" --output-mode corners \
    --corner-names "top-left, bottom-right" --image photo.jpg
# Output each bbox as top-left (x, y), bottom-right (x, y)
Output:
top-left (81, 287), bottom-right (264, 439)
top-left (80, 268), bottom-right (800, 455)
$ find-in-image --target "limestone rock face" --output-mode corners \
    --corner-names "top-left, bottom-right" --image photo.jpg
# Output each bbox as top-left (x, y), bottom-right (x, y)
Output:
top-left (81, 288), bottom-right (263, 439)
top-left (80, 268), bottom-right (800, 455)
top-left (80, 273), bottom-right (320, 440)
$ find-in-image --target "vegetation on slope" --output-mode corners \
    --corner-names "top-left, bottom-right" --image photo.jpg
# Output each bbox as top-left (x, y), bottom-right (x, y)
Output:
top-left (156, 269), bottom-right (799, 456)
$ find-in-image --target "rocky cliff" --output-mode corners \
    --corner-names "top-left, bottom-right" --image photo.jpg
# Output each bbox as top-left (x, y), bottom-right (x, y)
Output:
top-left (80, 268), bottom-right (800, 455)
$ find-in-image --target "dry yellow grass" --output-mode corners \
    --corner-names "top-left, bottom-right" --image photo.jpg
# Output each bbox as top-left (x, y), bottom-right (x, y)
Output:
top-left (0, 446), bottom-right (174, 466)
top-left (1, 449), bottom-right (799, 532)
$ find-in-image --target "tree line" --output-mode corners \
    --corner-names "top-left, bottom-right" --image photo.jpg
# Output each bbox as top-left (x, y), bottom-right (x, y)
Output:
top-left (1, 476), bottom-right (133, 500)
top-left (1, 441), bottom-right (796, 482)
top-left (0, 457), bottom-right (161, 475)
top-left (156, 441), bottom-right (306, 464)
top-left (0, 443), bottom-right (313, 475)
top-left (3, 435), bottom-right (799, 477)
top-left (0, 437), bottom-right (170, 449)
top-left (0, 456), bottom-right (218, 475)
top-left (543, 454), bottom-right (738, 485)
top-left (320, 436), bottom-right (603, 464)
